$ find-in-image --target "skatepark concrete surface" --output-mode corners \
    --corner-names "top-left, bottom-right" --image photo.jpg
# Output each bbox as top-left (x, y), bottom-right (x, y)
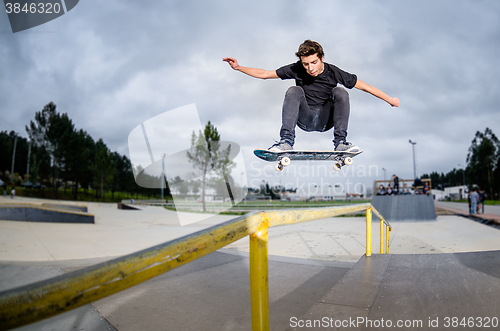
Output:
top-left (1, 197), bottom-right (500, 330)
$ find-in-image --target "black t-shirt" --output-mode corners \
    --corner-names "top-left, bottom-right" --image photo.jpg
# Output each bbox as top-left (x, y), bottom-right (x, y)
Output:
top-left (276, 61), bottom-right (357, 108)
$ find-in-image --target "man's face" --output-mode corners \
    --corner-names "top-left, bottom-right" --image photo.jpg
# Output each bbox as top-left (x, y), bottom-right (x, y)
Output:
top-left (300, 54), bottom-right (325, 77)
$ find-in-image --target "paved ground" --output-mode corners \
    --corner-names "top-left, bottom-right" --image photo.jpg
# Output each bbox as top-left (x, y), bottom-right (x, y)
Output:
top-left (1, 197), bottom-right (500, 330)
top-left (0, 196), bottom-right (235, 261)
top-left (435, 200), bottom-right (500, 215)
top-left (436, 200), bottom-right (500, 225)
top-left (287, 251), bottom-right (500, 331)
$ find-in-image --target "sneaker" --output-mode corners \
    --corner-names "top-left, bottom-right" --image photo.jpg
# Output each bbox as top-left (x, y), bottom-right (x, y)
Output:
top-left (334, 141), bottom-right (360, 152)
top-left (268, 141), bottom-right (293, 152)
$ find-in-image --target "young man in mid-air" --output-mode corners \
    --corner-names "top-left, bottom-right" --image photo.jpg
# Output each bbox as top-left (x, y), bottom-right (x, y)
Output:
top-left (223, 40), bottom-right (400, 152)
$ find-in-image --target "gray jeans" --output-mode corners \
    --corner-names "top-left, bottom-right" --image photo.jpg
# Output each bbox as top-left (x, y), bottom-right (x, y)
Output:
top-left (279, 86), bottom-right (350, 146)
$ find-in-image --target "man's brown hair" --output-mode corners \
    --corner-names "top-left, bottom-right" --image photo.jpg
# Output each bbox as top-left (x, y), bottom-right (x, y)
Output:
top-left (295, 40), bottom-right (324, 59)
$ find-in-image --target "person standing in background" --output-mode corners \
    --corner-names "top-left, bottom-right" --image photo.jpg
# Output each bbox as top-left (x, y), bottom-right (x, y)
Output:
top-left (470, 188), bottom-right (479, 215)
top-left (392, 174), bottom-right (399, 195)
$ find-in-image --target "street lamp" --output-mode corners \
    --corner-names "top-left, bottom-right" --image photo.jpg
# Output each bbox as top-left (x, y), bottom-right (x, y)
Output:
top-left (11, 134), bottom-right (18, 185)
top-left (26, 140), bottom-right (31, 182)
top-left (161, 154), bottom-right (166, 201)
top-left (409, 139), bottom-right (417, 180)
top-left (241, 172), bottom-right (245, 204)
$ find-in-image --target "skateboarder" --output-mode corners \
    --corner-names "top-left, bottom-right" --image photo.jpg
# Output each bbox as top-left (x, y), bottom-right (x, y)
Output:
top-left (223, 40), bottom-right (400, 152)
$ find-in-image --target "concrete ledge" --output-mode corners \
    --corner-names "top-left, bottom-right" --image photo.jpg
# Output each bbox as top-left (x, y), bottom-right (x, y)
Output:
top-left (0, 204), bottom-right (94, 224)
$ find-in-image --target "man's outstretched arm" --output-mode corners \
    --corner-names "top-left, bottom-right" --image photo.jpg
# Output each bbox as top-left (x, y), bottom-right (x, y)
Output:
top-left (223, 57), bottom-right (279, 79)
top-left (355, 79), bottom-right (400, 107)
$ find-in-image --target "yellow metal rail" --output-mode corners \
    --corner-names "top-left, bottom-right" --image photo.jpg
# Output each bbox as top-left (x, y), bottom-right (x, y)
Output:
top-left (0, 203), bottom-right (389, 331)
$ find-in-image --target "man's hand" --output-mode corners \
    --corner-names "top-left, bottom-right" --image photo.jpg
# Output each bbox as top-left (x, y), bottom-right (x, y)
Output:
top-left (223, 57), bottom-right (240, 70)
top-left (355, 79), bottom-right (401, 108)
top-left (222, 57), bottom-right (278, 79)
top-left (390, 97), bottom-right (400, 107)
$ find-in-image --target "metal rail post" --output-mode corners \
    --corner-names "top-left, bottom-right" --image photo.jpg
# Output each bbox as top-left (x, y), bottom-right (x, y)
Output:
top-left (386, 224), bottom-right (390, 254)
top-left (380, 219), bottom-right (384, 254)
top-left (366, 207), bottom-right (372, 257)
top-left (249, 216), bottom-right (269, 331)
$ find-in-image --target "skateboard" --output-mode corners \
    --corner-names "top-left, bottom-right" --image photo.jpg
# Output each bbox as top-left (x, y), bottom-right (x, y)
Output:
top-left (254, 149), bottom-right (363, 172)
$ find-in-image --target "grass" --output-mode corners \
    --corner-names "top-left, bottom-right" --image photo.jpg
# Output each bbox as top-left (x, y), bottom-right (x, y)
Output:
top-left (5, 186), bottom-right (164, 203)
top-left (232, 199), bottom-right (371, 206)
top-left (6, 186), bottom-right (372, 217)
top-left (166, 199), bottom-right (371, 216)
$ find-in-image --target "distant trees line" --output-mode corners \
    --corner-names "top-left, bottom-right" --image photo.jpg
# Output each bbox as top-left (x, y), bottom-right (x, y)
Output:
top-left (422, 128), bottom-right (500, 200)
top-left (0, 102), bottom-right (166, 201)
top-left (6, 103), bottom-right (498, 202)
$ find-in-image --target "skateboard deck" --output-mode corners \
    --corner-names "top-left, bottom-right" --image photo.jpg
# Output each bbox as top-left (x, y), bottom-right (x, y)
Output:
top-left (254, 149), bottom-right (363, 171)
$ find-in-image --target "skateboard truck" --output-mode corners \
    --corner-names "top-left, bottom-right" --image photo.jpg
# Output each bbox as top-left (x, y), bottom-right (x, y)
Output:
top-left (275, 156), bottom-right (291, 172)
top-left (332, 156), bottom-right (353, 171)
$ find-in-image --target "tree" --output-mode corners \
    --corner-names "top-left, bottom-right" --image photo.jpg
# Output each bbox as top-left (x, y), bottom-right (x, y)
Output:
top-left (0, 131), bottom-right (51, 186)
top-left (0, 131), bottom-right (27, 184)
top-left (92, 139), bottom-right (115, 202)
top-left (190, 179), bottom-right (200, 195)
top-left (466, 128), bottom-right (499, 199)
top-left (26, 102), bottom-right (75, 194)
top-left (64, 129), bottom-right (95, 200)
top-left (186, 121), bottom-right (234, 211)
top-left (110, 152), bottom-right (138, 200)
top-left (2, 101), bottom-right (156, 201)
top-left (258, 181), bottom-right (279, 199)
top-left (422, 168), bottom-right (466, 190)
top-left (495, 150), bottom-right (500, 200)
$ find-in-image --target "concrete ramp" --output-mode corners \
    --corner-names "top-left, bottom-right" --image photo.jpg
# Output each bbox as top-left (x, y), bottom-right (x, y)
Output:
top-left (117, 202), bottom-right (141, 210)
top-left (0, 203), bottom-right (94, 224)
top-left (41, 203), bottom-right (88, 213)
top-left (371, 195), bottom-right (436, 221)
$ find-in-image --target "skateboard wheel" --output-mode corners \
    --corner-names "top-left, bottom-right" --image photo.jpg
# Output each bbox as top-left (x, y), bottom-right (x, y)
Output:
top-left (344, 157), bottom-right (353, 165)
top-left (275, 163), bottom-right (284, 172)
top-left (281, 157), bottom-right (291, 166)
top-left (333, 163), bottom-right (341, 171)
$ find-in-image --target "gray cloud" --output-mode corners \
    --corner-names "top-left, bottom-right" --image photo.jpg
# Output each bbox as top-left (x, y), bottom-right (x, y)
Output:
top-left (1, 0), bottom-right (499, 190)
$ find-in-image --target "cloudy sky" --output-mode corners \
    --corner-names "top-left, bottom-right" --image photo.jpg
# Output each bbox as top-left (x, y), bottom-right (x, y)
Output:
top-left (1, 0), bottom-right (499, 195)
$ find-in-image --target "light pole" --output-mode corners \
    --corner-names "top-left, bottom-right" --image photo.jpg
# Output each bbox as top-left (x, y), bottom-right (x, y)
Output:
top-left (409, 139), bottom-right (417, 180)
top-left (26, 140), bottom-right (31, 182)
top-left (240, 172), bottom-right (245, 204)
top-left (11, 135), bottom-right (18, 185)
top-left (382, 168), bottom-right (386, 181)
top-left (161, 153), bottom-right (166, 201)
